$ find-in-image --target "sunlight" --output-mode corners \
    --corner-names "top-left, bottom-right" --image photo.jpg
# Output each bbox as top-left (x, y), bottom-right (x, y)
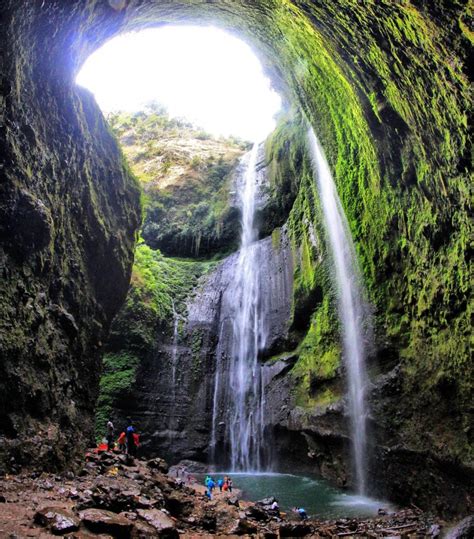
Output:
top-left (76, 26), bottom-right (281, 141)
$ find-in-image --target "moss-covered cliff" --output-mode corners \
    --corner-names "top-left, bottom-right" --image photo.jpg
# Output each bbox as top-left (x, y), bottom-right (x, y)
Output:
top-left (109, 107), bottom-right (247, 257)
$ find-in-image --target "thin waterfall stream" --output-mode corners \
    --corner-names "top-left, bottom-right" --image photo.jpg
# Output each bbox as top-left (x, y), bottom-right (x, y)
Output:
top-left (308, 128), bottom-right (371, 495)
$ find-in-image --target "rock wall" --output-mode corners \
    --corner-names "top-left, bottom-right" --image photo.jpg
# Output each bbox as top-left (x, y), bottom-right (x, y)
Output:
top-left (109, 221), bottom-right (293, 466)
top-left (0, 4), bottom-right (141, 470)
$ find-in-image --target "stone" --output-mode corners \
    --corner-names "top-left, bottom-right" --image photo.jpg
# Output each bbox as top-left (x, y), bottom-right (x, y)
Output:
top-left (245, 505), bottom-right (269, 521)
top-left (445, 516), bottom-right (474, 539)
top-left (136, 509), bottom-right (178, 537)
top-left (227, 496), bottom-right (239, 507)
top-left (131, 520), bottom-right (159, 538)
top-left (279, 523), bottom-right (312, 537)
top-left (257, 497), bottom-right (276, 506)
top-left (79, 508), bottom-right (134, 538)
top-left (146, 458), bottom-right (169, 474)
top-left (230, 518), bottom-right (258, 535)
top-left (34, 506), bottom-right (80, 534)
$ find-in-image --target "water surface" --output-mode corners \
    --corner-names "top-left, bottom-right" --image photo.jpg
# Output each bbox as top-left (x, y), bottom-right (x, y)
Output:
top-left (201, 472), bottom-right (387, 519)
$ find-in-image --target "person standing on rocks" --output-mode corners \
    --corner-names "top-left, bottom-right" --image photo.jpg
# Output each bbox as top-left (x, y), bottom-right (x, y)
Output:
top-left (126, 420), bottom-right (137, 457)
top-left (106, 419), bottom-right (115, 451)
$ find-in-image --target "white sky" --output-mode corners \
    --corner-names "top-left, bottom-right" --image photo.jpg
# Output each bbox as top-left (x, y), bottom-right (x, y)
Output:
top-left (76, 26), bottom-right (281, 141)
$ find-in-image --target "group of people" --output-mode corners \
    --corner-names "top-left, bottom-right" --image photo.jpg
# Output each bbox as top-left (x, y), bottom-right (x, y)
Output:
top-left (106, 419), bottom-right (140, 456)
top-left (204, 475), bottom-right (233, 499)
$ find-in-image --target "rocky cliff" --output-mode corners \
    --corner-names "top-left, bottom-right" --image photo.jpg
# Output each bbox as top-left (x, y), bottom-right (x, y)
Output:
top-left (0, 6), bottom-right (141, 470)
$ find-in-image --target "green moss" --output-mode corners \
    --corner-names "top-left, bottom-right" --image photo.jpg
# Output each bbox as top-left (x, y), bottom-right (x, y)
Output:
top-left (95, 243), bottom-right (215, 432)
top-left (95, 352), bottom-right (140, 439)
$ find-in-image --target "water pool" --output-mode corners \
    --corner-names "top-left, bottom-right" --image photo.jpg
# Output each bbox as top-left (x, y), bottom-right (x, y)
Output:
top-left (200, 472), bottom-right (388, 519)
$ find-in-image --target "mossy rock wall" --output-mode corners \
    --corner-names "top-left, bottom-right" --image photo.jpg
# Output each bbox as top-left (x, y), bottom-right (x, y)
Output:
top-left (0, 3), bottom-right (141, 470)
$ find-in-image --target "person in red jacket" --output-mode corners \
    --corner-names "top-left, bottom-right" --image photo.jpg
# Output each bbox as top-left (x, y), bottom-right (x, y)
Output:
top-left (117, 431), bottom-right (126, 453)
top-left (132, 432), bottom-right (140, 455)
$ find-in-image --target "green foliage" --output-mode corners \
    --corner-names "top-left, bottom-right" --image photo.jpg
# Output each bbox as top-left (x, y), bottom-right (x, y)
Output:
top-left (107, 107), bottom-right (247, 257)
top-left (95, 352), bottom-right (140, 439)
top-left (95, 243), bottom-right (215, 434)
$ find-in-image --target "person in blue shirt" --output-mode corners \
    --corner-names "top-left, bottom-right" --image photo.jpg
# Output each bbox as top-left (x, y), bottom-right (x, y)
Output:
top-left (296, 507), bottom-right (308, 520)
top-left (217, 478), bottom-right (224, 492)
top-left (125, 420), bottom-right (137, 456)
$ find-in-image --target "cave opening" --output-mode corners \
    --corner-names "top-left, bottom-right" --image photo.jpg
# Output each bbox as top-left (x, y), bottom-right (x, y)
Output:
top-left (74, 22), bottom-right (377, 510)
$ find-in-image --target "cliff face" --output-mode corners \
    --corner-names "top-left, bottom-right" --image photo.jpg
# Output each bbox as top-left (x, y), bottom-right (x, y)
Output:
top-left (108, 109), bottom-right (248, 257)
top-left (0, 13), bottom-right (141, 469)
top-left (101, 150), bottom-right (294, 465)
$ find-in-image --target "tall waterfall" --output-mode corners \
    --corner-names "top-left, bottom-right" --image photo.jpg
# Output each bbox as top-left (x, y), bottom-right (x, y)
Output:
top-left (210, 143), bottom-right (268, 471)
top-left (308, 128), bottom-right (370, 494)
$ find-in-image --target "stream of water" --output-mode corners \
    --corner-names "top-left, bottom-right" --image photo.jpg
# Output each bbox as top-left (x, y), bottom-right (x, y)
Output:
top-left (210, 144), bottom-right (268, 471)
top-left (308, 128), bottom-right (371, 495)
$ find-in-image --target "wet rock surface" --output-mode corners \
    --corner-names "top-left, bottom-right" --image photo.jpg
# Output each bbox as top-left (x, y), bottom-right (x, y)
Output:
top-left (110, 226), bottom-right (294, 466)
top-left (0, 451), bottom-right (448, 537)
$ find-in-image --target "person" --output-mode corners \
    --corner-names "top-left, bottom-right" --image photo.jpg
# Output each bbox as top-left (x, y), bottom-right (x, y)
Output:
top-left (126, 420), bottom-right (137, 457)
top-left (217, 478), bottom-right (224, 492)
top-left (204, 475), bottom-right (211, 487)
top-left (132, 432), bottom-right (140, 455)
top-left (106, 419), bottom-right (114, 451)
top-left (117, 431), bottom-right (126, 452)
top-left (207, 477), bottom-right (216, 492)
top-left (205, 488), bottom-right (212, 500)
top-left (294, 507), bottom-right (308, 520)
top-left (271, 499), bottom-right (280, 517)
top-left (227, 477), bottom-right (233, 492)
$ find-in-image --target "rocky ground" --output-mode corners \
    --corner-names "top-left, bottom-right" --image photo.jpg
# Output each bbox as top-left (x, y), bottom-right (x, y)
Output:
top-left (0, 451), bottom-right (454, 538)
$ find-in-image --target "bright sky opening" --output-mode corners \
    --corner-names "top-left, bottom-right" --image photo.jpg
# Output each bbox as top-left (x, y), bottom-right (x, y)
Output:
top-left (76, 26), bottom-right (281, 141)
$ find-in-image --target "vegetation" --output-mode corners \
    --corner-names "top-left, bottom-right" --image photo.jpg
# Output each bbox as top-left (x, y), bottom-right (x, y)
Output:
top-left (108, 105), bottom-right (249, 257)
top-left (95, 242), bottom-right (215, 437)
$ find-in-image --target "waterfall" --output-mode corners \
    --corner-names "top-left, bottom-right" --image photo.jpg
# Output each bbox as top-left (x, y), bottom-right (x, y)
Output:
top-left (307, 128), bottom-right (370, 495)
top-left (211, 143), bottom-right (268, 471)
top-left (168, 301), bottom-right (180, 439)
top-left (170, 301), bottom-right (180, 398)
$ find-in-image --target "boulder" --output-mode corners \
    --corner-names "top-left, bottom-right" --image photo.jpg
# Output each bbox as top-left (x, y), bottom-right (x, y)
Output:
top-left (279, 523), bottom-right (312, 537)
top-left (165, 491), bottom-right (193, 517)
top-left (147, 457), bottom-right (169, 474)
top-left (79, 508), bottom-right (134, 538)
top-left (256, 497), bottom-right (276, 506)
top-left (34, 506), bottom-right (80, 535)
top-left (132, 519), bottom-right (160, 538)
top-left (230, 517), bottom-right (258, 535)
top-left (136, 509), bottom-right (178, 537)
top-left (245, 505), bottom-right (269, 521)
